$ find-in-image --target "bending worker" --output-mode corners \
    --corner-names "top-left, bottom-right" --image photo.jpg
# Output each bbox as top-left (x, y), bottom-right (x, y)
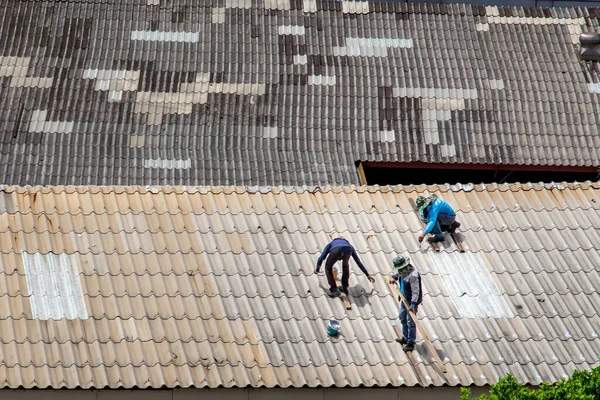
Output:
top-left (389, 256), bottom-right (422, 352)
top-left (415, 195), bottom-right (461, 244)
top-left (315, 236), bottom-right (375, 297)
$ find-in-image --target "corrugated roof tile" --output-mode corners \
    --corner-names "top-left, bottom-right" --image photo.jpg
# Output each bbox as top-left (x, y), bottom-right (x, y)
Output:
top-left (0, 183), bottom-right (599, 389)
top-left (0, 3), bottom-right (598, 185)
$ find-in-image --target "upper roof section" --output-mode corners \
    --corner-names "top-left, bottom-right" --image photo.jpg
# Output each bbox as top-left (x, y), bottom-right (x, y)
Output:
top-left (1, 0), bottom-right (600, 186)
top-left (0, 181), bottom-right (599, 389)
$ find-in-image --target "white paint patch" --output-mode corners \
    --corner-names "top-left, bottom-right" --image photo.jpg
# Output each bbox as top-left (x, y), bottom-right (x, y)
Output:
top-left (82, 69), bottom-right (140, 101)
top-left (135, 73), bottom-right (265, 124)
top-left (265, 0), bottom-right (291, 10)
top-left (484, 12), bottom-right (585, 43)
top-left (263, 126), bottom-right (278, 138)
top-left (109, 90), bottom-right (123, 102)
top-left (475, 23), bottom-right (490, 32)
top-left (134, 91), bottom-right (205, 122)
top-left (346, 37), bottom-right (413, 48)
top-left (215, 82), bottom-right (266, 95)
top-left (0, 56), bottom-right (30, 77)
top-left (212, 7), bottom-right (226, 23)
top-left (567, 24), bottom-right (583, 44)
top-left (342, 1), bottom-right (370, 13)
top-left (278, 25), bottom-right (306, 35)
top-left (226, 0), bottom-right (253, 7)
top-left (486, 15), bottom-right (584, 26)
top-left (144, 158), bottom-right (192, 169)
top-left (129, 135), bottom-right (145, 148)
top-left (22, 252), bottom-right (88, 320)
top-left (293, 54), bottom-right (308, 65)
top-left (485, 6), bottom-right (499, 16)
top-left (588, 82), bottom-right (600, 93)
top-left (82, 69), bottom-right (139, 81)
top-left (147, 0), bottom-right (160, 4)
top-left (130, 30), bottom-right (199, 43)
top-left (0, 56), bottom-right (54, 88)
top-left (440, 144), bottom-right (456, 157)
top-left (146, 113), bottom-right (163, 126)
top-left (421, 115), bottom-right (440, 145)
top-left (393, 87), bottom-right (476, 145)
top-left (428, 252), bottom-right (514, 318)
top-left (422, 108), bottom-right (452, 120)
top-left (28, 110), bottom-right (74, 134)
top-left (484, 5), bottom-right (585, 40)
top-left (393, 87), bottom-right (477, 99)
top-left (487, 79), bottom-right (505, 90)
top-left (333, 37), bottom-right (412, 58)
top-left (303, 0), bottom-right (317, 12)
top-left (180, 73), bottom-right (267, 96)
top-left (307, 75), bottom-right (336, 85)
top-left (10, 76), bottom-right (53, 88)
top-left (422, 98), bottom-right (466, 111)
top-left (379, 130), bottom-right (395, 142)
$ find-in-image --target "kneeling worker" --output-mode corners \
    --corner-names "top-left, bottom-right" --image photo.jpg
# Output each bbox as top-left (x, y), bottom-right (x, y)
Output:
top-left (315, 236), bottom-right (375, 297)
top-left (389, 256), bottom-right (422, 352)
top-left (415, 195), bottom-right (461, 244)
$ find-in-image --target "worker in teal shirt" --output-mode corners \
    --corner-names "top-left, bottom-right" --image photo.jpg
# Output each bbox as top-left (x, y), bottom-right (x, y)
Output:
top-left (415, 195), bottom-right (461, 244)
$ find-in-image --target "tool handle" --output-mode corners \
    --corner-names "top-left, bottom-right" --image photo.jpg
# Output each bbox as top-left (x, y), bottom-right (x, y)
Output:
top-left (391, 282), bottom-right (447, 373)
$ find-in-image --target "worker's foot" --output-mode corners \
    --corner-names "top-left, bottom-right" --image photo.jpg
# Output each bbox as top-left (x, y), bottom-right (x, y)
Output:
top-left (328, 288), bottom-right (341, 298)
top-left (403, 343), bottom-right (415, 352)
top-left (427, 235), bottom-right (445, 243)
top-left (395, 337), bottom-right (407, 345)
top-left (448, 221), bottom-right (461, 234)
top-left (339, 286), bottom-right (349, 295)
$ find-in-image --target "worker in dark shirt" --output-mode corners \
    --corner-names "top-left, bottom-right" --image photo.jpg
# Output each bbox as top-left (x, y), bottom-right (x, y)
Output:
top-left (389, 256), bottom-right (422, 352)
top-left (315, 237), bottom-right (375, 297)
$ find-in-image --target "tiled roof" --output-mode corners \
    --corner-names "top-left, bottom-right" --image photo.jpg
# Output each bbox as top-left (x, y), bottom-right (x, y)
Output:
top-left (0, 182), bottom-right (599, 389)
top-left (1, 1), bottom-right (600, 186)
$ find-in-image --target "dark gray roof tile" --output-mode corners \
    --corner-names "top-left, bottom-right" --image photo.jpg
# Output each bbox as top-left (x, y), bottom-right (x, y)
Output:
top-left (0, 2), bottom-right (598, 185)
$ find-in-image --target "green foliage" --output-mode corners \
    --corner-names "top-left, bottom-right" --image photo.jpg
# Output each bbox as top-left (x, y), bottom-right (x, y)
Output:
top-left (459, 365), bottom-right (600, 400)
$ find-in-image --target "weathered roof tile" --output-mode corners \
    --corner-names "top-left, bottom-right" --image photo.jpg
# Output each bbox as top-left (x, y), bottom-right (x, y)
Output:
top-left (0, 2), bottom-right (599, 185)
top-left (0, 183), bottom-right (598, 388)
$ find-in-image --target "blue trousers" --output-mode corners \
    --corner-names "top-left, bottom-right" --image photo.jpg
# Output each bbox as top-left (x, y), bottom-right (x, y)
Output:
top-left (399, 303), bottom-right (419, 345)
top-left (421, 213), bottom-right (456, 239)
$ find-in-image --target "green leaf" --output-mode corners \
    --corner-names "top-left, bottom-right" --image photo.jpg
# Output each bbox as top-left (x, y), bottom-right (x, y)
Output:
top-left (457, 364), bottom-right (600, 400)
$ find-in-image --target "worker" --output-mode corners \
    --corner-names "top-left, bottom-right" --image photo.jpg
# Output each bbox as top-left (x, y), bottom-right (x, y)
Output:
top-left (388, 256), bottom-right (422, 352)
top-left (415, 195), bottom-right (461, 244)
top-left (315, 236), bottom-right (375, 297)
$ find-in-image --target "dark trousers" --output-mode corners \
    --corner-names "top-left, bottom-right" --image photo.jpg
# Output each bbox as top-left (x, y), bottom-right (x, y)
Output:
top-left (324, 245), bottom-right (352, 290)
top-left (421, 213), bottom-right (456, 239)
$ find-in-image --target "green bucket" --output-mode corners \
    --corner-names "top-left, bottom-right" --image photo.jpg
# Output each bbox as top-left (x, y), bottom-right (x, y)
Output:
top-left (327, 319), bottom-right (341, 336)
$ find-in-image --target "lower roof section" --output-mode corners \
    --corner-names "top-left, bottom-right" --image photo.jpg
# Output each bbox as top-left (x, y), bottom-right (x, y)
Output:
top-left (0, 182), bottom-right (598, 388)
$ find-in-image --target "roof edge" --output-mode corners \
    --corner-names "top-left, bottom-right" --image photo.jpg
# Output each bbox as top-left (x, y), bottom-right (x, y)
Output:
top-left (1, 181), bottom-right (599, 195)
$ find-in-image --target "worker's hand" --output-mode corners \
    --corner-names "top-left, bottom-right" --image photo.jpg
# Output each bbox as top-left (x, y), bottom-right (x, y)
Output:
top-left (417, 234), bottom-right (425, 243)
top-left (388, 277), bottom-right (396, 284)
top-left (409, 306), bottom-right (415, 313)
top-left (367, 275), bottom-right (375, 283)
top-left (314, 269), bottom-right (320, 275)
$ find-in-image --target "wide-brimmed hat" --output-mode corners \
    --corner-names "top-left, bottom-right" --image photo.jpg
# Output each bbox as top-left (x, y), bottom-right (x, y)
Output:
top-left (391, 256), bottom-right (411, 271)
top-left (415, 195), bottom-right (434, 212)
